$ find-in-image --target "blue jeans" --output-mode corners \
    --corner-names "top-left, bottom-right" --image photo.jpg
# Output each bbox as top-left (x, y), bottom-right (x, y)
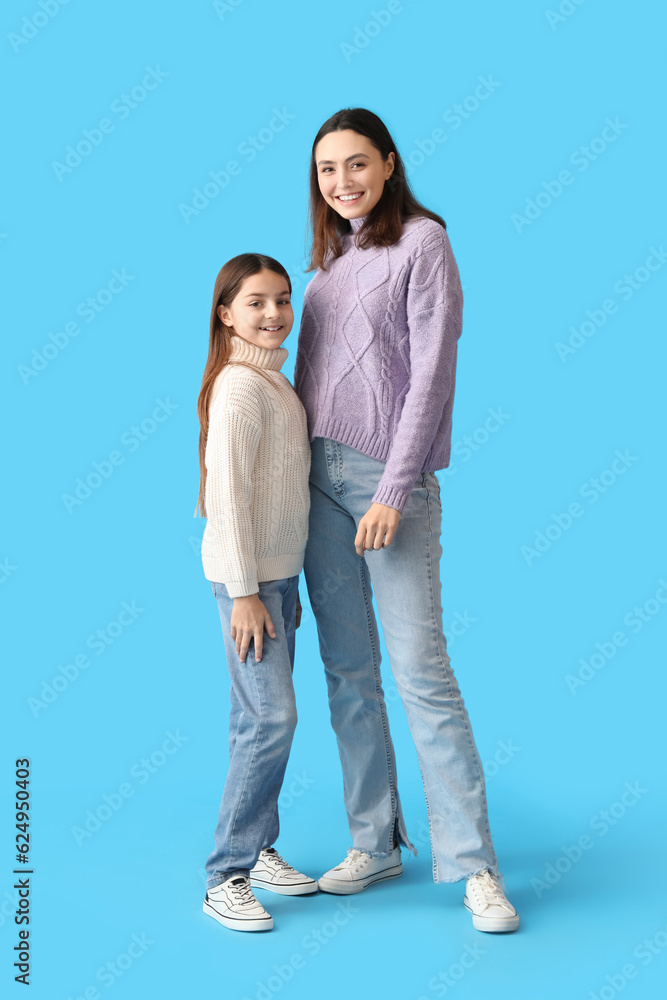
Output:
top-left (204, 574), bottom-right (299, 889)
top-left (303, 436), bottom-right (499, 884)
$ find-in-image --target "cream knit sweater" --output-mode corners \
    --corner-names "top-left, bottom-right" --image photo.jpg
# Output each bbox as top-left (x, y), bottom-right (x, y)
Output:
top-left (200, 333), bottom-right (311, 598)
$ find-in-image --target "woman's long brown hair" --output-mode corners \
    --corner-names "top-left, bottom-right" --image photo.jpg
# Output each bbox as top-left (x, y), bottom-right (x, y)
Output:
top-left (306, 107), bottom-right (447, 272)
top-left (194, 253), bottom-right (292, 519)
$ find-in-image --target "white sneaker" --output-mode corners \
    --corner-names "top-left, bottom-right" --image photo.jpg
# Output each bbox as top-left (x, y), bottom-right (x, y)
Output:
top-left (249, 847), bottom-right (318, 896)
top-left (318, 847), bottom-right (402, 894)
top-left (464, 869), bottom-right (519, 932)
top-left (203, 875), bottom-right (273, 932)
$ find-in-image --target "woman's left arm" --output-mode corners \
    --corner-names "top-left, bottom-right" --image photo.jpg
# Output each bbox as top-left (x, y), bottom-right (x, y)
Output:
top-left (354, 225), bottom-right (463, 553)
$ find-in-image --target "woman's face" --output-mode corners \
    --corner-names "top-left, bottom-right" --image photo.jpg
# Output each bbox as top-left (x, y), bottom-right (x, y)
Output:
top-left (218, 269), bottom-right (293, 351)
top-left (315, 129), bottom-right (395, 221)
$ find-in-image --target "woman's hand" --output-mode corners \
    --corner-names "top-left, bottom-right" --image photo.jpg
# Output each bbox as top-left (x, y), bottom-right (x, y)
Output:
top-left (296, 588), bottom-right (302, 629)
top-left (354, 503), bottom-right (401, 555)
top-left (231, 594), bottom-right (276, 662)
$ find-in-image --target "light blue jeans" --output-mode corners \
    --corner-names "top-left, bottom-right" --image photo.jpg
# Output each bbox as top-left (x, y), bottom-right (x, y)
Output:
top-left (303, 436), bottom-right (499, 884)
top-left (204, 574), bottom-right (299, 889)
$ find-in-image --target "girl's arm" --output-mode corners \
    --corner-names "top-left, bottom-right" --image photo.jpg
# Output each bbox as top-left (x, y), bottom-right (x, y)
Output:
top-left (371, 224), bottom-right (463, 515)
top-left (205, 384), bottom-right (263, 598)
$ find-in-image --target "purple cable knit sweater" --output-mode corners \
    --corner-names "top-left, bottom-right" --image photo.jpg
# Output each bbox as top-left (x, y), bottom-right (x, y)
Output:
top-left (293, 212), bottom-right (464, 514)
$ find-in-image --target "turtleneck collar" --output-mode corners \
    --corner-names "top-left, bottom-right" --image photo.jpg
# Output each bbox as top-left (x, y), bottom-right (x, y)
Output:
top-left (228, 333), bottom-right (288, 371)
top-left (349, 213), bottom-right (369, 234)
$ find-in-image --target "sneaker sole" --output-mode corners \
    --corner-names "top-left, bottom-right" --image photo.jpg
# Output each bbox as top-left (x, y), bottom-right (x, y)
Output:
top-left (203, 899), bottom-right (273, 932)
top-left (249, 876), bottom-right (319, 896)
top-left (464, 901), bottom-right (519, 933)
top-left (317, 864), bottom-right (403, 895)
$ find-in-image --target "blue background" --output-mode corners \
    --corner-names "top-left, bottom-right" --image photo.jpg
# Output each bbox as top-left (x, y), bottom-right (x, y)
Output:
top-left (3, 1), bottom-right (666, 997)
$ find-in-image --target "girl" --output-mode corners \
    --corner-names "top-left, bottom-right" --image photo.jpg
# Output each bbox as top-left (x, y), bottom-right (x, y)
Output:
top-left (294, 108), bottom-right (520, 933)
top-left (195, 253), bottom-right (317, 932)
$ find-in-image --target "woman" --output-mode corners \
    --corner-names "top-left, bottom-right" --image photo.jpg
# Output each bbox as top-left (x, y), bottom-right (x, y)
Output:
top-left (293, 107), bottom-right (519, 933)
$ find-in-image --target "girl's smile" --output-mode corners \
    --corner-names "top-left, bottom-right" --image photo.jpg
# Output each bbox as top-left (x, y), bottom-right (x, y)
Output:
top-left (217, 269), bottom-right (293, 351)
top-left (315, 129), bottom-right (395, 221)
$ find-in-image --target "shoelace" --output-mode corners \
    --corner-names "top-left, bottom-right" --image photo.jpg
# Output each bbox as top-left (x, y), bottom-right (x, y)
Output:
top-left (262, 849), bottom-right (294, 872)
top-left (226, 877), bottom-right (257, 907)
top-left (335, 849), bottom-right (369, 873)
top-left (467, 870), bottom-right (513, 911)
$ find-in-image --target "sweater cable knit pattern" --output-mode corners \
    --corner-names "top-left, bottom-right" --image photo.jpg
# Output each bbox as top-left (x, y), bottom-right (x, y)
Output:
top-left (294, 212), bottom-right (463, 514)
top-left (200, 334), bottom-right (311, 598)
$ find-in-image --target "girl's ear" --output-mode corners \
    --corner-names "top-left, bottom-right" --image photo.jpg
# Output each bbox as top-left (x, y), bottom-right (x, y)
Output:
top-left (217, 303), bottom-right (230, 326)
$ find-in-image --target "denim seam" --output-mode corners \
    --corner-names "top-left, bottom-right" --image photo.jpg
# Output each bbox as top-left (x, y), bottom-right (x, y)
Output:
top-left (424, 477), bottom-right (497, 879)
top-left (358, 536), bottom-right (398, 857)
top-left (224, 652), bottom-right (265, 869)
top-left (422, 473), bottom-right (442, 882)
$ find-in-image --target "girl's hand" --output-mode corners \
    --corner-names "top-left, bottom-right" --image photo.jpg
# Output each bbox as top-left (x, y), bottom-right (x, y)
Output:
top-left (296, 589), bottom-right (302, 629)
top-left (231, 594), bottom-right (276, 663)
top-left (354, 503), bottom-right (401, 555)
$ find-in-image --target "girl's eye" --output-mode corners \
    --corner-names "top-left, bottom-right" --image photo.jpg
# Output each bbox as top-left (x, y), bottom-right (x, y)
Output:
top-left (278, 299), bottom-right (290, 305)
top-left (321, 162), bottom-right (365, 173)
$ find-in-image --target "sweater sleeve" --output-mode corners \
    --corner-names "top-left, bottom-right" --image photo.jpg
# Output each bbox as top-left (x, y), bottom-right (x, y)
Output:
top-left (371, 225), bottom-right (463, 514)
top-left (204, 379), bottom-right (263, 598)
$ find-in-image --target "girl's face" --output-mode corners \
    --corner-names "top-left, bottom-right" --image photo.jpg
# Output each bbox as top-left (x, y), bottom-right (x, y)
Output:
top-left (315, 129), bottom-right (395, 221)
top-left (218, 269), bottom-right (293, 350)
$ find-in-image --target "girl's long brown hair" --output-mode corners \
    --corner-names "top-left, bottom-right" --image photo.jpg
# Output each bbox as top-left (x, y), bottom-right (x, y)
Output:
top-left (306, 107), bottom-right (447, 272)
top-left (194, 253), bottom-right (292, 519)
